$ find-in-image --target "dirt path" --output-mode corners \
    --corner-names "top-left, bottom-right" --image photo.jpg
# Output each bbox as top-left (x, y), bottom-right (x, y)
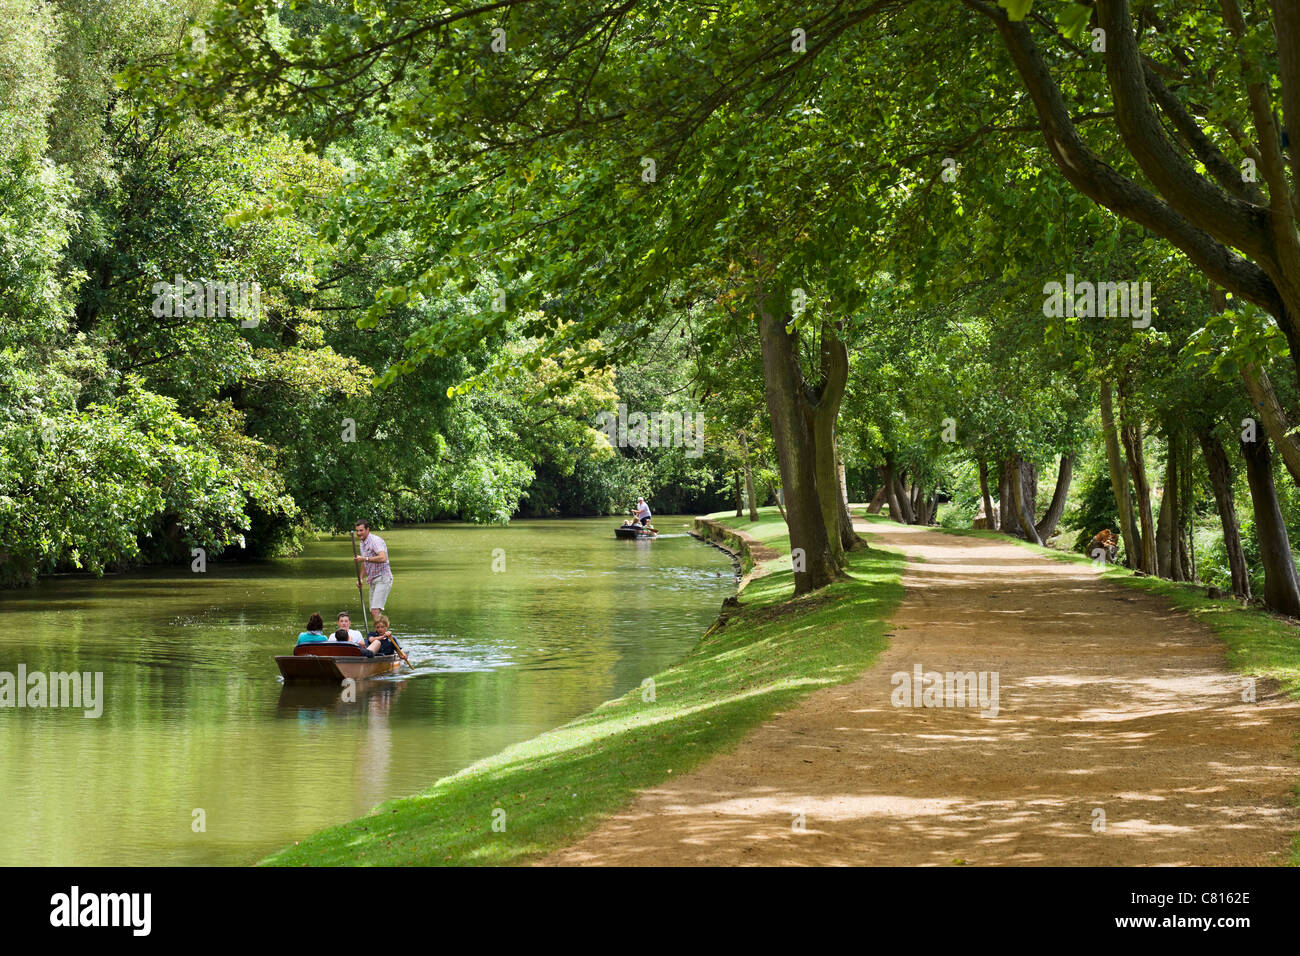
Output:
top-left (544, 523), bottom-right (1300, 866)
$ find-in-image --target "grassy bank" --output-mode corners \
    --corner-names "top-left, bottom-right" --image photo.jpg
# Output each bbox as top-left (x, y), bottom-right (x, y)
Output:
top-left (263, 509), bottom-right (904, 865)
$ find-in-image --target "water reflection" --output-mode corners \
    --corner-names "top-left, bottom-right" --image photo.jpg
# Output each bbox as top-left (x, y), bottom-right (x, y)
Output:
top-left (275, 676), bottom-right (408, 721)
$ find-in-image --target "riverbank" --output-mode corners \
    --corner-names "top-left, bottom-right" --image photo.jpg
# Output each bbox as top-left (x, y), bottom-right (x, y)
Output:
top-left (261, 510), bottom-right (905, 865)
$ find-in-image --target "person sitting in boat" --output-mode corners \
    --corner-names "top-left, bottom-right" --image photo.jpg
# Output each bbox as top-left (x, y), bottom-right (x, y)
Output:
top-left (633, 496), bottom-right (653, 527)
top-left (296, 613), bottom-right (329, 645)
top-left (328, 612), bottom-right (366, 645)
top-left (366, 615), bottom-right (398, 656)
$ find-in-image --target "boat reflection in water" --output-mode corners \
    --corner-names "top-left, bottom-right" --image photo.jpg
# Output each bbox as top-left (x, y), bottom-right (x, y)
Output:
top-left (276, 674), bottom-right (408, 722)
top-left (276, 676), bottom-right (409, 808)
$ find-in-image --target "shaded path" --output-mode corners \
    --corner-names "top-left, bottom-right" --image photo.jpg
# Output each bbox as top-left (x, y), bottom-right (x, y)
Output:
top-left (544, 524), bottom-right (1300, 865)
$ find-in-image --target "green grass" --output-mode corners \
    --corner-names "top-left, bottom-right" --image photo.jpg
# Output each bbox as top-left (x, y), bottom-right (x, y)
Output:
top-left (263, 507), bottom-right (904, 865)
top-left (705, 510), bottom-right (795, 547)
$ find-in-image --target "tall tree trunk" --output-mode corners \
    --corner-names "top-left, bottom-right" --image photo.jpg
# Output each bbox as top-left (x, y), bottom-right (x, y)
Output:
top-left (757, 303), bottom-right (837, 594)
top-left (1240, 435), bottom-right (1300, 616)
top-left (1155, 438), bottom-right (1175, 579)
top-left (999, 459), bottom-right (1021, 535)
top-left (740, 433), bottom-right (759, 522)
top-left (1100, 383), bottom-right (1143, 569)
top-left (1166, 432), bottom-right (1184, 581)
top-left (892, 467), bottom-right (915, 524)
top-left (1122, 421), bottom-right (1158, 574)
top-left (734, 468), bottom-right (743, 518)
top-left (1034, 454), bottom-right (1073, 540)
top-left (865, 486), bottom-right (886, 514)
top-left (1021, 459), bottom-right (1038, 521)
top-left (1000, 458), bottom-right (1037, 533)
top-left (838, 486), bottom-right (858, 548)
top-left (808, 322), bottom-right (850, 567)
top-left (771, 483), bottom-right (788, 524)
top-left (1177, 437), bottom-right (1193, 580)
top-left (835, 444), bottom-right (859, 550)
top-left (882, 462), bottom-right (905, 523)
top-left (1198, 430), bottom-right (1249, 598)
top-left (1118, 383), bottom-right (1158, 574)
top-left (1240, 362), bottom-right (1300, 486)
top-left (1155, 495), bottom-right (1171, 577)
top-left (978, 460), bottom-right (998, 530)
top-left (1011, 456), bottom-right (1043, 544)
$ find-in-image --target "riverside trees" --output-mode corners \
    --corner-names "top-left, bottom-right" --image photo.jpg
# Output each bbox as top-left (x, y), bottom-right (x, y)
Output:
top-left (52, 0), bottom-right (1300, 618)
top-left (152, 0), bottom-right (1020, 593)
top-left (3, 0), bottom-right (726, 586)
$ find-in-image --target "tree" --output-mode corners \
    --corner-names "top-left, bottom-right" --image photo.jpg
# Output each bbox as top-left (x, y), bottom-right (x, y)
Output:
top-left (968, 0), bottom-right (1300, 404)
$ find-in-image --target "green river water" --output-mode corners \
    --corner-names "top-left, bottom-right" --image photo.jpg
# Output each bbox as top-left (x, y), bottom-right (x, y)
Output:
top-left (0, 517), bottom-right (735, 865)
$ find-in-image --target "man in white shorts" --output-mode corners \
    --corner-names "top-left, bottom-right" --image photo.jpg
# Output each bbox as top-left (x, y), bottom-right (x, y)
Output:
top-left (354, 521), bottom-right (393, 627)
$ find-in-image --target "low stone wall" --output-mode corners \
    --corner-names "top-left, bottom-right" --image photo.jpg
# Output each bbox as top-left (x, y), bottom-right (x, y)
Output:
top-left (688, 519), bottom-right (747, 579)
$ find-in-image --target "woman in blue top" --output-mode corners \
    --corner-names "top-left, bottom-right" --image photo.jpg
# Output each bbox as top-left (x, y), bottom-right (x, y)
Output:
top-left (296, 613), bottom-right (328, 644)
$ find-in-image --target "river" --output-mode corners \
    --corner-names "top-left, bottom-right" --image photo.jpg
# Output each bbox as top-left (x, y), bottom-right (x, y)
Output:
top-left (0, 517), bottom-right (735, 865)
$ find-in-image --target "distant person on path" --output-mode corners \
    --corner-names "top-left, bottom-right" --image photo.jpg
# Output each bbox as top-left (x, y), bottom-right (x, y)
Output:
top-left (296, 613), bottom-right (328, 645)
top-left (354, 521), bottom-right (393, 626)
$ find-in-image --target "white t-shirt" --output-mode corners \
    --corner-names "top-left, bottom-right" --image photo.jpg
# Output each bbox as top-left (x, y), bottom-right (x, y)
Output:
top-left (636, 502), bottom-right (651, 518)
top-left (328, 628), bottom-right (365, 644)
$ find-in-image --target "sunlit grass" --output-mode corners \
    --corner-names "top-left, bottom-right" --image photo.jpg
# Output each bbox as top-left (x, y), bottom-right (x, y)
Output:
top-left (263, 509), bottom-right (903, 866)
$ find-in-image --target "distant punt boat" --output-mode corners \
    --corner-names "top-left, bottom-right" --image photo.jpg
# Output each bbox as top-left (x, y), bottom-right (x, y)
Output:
top-left (614, 524), bottom-right (659, 539)
top-left (275, 641), bottom-right (401, 682)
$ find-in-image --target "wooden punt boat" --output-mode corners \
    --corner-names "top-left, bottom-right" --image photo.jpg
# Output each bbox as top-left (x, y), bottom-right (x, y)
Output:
top-left (614, 524), bottom-right (658, 539)
top-left (275, 641), bottom-right (401, 683)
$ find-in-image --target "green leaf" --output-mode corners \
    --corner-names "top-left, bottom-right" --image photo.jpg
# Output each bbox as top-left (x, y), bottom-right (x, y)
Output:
top-left (1057, 4), bottom-right (1091, 40)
